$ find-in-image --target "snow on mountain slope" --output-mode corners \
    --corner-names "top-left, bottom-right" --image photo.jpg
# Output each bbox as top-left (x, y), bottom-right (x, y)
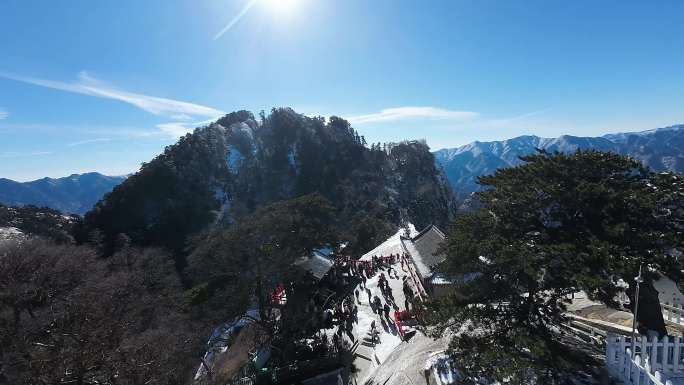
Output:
top-left (0, 226), bottom-right (24, 244)
top-left (434, 124), bottom-right (684, 199)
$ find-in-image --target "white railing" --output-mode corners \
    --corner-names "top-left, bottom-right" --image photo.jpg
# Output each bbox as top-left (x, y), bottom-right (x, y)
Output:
top-left (661, 302), bottom-right (684, 326)
top-left (617, 349), bottom-right (673, 385)
top-left (606, 334), bottom-right (684, 384)
top-left (559, 318), bottom-right (607, 346)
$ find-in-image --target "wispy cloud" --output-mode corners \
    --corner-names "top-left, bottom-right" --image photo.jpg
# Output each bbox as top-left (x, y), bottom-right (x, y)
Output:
top-left (348, 106), bottom-right (479, 125)
top-left (0, 151), bottom-right (53, 158)
top-left (156, 122), bottom-right (194, 138)
top-left (0, 71), bottom-right (223, 118)
top-left (67, 137), bottom-right (111, 147)
top-left (87, 127), bottom-right (164, 139)
top-left (0, 108), bottom-right (7, 120)
top-left (0, 122), bottom-right (166, 139)
top-left (485, 109), bottom-right (551, 127)
top-left (0, 70), bottom-right (225, 138)
top-left (214, 0), bottom-right (259, 40)
top-left (156, 116), bottom-right (217, 137)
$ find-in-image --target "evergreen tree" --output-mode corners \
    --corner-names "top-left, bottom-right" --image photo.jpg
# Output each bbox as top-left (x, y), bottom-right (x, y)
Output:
top-left (186, 193), bottom-right (338, 320)
top-left (427, 150), bottom-right (684, 381)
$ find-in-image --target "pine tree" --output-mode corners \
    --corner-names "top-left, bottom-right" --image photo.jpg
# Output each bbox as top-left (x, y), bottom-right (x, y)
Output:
top-left (426, 150), bottom-right (684, 381)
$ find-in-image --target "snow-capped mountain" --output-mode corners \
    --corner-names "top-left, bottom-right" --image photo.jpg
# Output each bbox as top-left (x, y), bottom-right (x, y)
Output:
top-left (0, 172), bottom-right (126, 214)
top-left (434, 124), bottom-right (684, 199)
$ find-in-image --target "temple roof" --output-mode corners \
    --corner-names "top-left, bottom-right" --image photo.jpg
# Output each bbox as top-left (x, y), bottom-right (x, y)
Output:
top-left (402, 225), bottom-right (446, 277)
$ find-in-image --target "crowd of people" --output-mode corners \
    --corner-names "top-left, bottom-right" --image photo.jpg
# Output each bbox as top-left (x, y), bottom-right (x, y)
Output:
top-left (345, 252), bottom-right (421, 344)
top-left (293, 251), bottom-right (422, 352)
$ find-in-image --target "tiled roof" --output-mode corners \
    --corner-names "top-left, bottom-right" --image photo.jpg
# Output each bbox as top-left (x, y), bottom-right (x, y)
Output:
top-left (403, 225), bottom-right (446, 277)
top-left (294, 249), bottom-right (335, 279)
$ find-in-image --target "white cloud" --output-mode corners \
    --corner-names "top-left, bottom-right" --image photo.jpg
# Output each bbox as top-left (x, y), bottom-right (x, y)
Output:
top-left (156, 116), bottom-right (218, 138)
top-left (156, 122), bottom-right (193, 138)
top-left (170, 113), bottom-right (193, 121)
top-left (214, 0), bottom-right (259, 40)
top-left (0, 122), bottom-right (167, 139)
top-left (0, 71), bottom-right (224, 118)
top-left (67, 138), bottom-right (111, 147)
top-left (0, 108), bottom-right (7, 120)
top-left (348, 106), bottom-right (479, 125)
top-left (0, 70), bottom-right (225, 138)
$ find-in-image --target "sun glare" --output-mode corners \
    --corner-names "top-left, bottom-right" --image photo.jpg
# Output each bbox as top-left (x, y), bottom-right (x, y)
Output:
top-left (263, 0), bottom-right (300, 15)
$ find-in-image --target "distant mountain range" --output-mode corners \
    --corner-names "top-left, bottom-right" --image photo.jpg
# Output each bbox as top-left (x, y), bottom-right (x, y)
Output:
top-left (0, 172), bottom-right (126, 214)
top-left (1, 124), bottom-right (682, 216)
top-left (434, 124), bottom-right (684, 199)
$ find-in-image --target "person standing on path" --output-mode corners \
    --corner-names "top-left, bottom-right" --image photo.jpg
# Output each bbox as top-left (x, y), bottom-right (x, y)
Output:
top-left (424, 367), bottom-right (431, 385)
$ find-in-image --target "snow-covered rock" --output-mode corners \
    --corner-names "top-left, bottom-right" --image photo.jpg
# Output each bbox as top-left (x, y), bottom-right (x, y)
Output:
top-left (0, 226), bottom-right (25, 243)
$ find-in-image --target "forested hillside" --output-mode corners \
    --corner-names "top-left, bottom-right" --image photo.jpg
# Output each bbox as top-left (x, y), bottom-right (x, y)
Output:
top-left (77, 108), bottom-right (455, 261)
top-left (0, 203), bottom-right (78, 243)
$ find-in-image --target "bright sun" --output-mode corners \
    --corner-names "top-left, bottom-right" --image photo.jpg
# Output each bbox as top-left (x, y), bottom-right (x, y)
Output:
top-left (264, 0), bottom-right (300, 15)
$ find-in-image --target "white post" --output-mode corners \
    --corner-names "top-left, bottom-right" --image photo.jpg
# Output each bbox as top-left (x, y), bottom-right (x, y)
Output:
top-left (632, 354), bottom-right (641, 385)
top-left (674, 336), bottom-right (681, 372)
top-left (651, 335), bottom-right (658, 372)
top-left (632, 264), bottom-right (644, 354)
top-left (641, 335), bottom-right (648, 367)
top-left (624, 347), bottom-right (632, 380)
top-left (607, 334), bottom-right (616, 372)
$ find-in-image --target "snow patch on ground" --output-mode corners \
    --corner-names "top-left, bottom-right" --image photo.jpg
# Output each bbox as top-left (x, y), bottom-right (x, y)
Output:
top-left (319, 228), bottom-right (426, 384)
top-left (360, 225), bottom-right (418, 262)
top-left (364, 330), bottom-right (452, 385)
top-left (322, 265), bottom-right (409, 384)
top-left (0, 227), bottom-right (24, 243)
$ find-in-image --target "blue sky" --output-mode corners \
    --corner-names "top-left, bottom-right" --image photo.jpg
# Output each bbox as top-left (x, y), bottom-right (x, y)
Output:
top-left (1, 0), bottom-right (683, 180)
